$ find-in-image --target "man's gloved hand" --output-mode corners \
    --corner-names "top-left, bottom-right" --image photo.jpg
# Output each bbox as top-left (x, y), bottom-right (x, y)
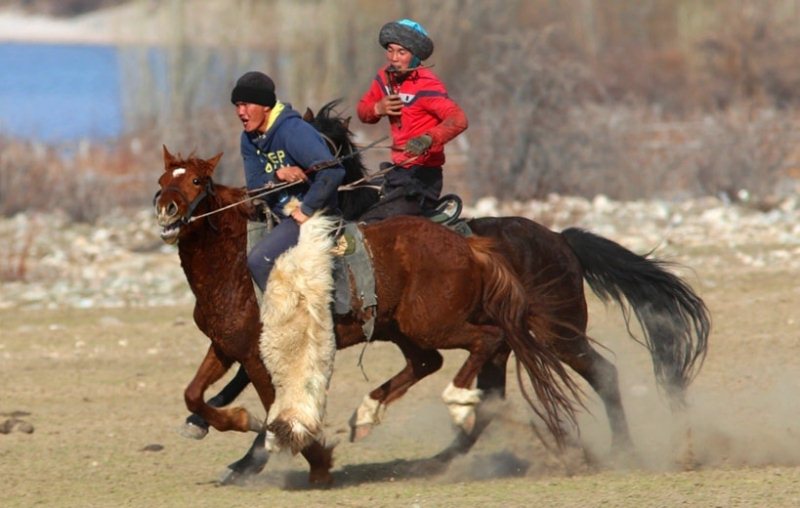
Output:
top-left (405, 134), bottom-right (432, 155)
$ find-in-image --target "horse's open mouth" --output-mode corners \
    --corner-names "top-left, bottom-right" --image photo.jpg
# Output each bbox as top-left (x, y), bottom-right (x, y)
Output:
top-left (160, 220), bottom-right (181, 244)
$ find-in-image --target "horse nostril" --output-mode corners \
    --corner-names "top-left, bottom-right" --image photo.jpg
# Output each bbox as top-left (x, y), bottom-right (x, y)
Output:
top-left (167, 201), bottom-right (178, 217)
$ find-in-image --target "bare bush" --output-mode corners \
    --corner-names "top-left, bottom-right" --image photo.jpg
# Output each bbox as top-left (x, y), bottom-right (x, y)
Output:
top-left (0, 136), bottom-right (157, 222)
top-left (685, 108), bottom-right (798, 203)
top-left (5, 0), bottom-right (800, 221)
top-left (416, 1), bottom-right (800, 202)
top-left (692, 1), bottom-right (800, 110)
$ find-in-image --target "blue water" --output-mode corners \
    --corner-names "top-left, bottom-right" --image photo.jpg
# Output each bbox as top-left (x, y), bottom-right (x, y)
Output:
top-left (0, 42), bottom-right (122, 143)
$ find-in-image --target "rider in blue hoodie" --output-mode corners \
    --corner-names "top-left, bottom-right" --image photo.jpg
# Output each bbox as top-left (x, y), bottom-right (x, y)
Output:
top-left (231, 71), bottom-right (345, 291)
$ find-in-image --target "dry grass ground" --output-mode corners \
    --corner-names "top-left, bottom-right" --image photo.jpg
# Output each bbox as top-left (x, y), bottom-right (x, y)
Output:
top-left (2, 241), bottom-right (800, 507)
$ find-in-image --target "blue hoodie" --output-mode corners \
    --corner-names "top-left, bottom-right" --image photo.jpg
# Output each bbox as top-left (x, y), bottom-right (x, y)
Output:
top-left (240, 102), bottom-right (345, 217)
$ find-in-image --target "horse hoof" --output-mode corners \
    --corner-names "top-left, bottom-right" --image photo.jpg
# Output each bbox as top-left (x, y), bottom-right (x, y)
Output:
top-left (459, 412), bottom-right (476, 435)
top-left (218, 450), bottom-right (270, 486)
top-left (178, 421), bottom-right (209, 440)
top-left (349, 423), bottom-right (373, 442)
top-left (218, 467), bottom-right (246, 486)
top-left (308, 470), bottom-right (333, 487)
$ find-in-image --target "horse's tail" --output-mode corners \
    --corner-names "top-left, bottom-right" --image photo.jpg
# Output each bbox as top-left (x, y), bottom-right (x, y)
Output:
top-left (469, 236), bottom-right (580, 447)
top-left (561, 227), bottom-right (711, 404)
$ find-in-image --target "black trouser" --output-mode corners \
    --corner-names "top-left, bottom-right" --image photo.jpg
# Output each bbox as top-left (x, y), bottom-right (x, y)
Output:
top-left (359, 165), bottom-right (443, 223)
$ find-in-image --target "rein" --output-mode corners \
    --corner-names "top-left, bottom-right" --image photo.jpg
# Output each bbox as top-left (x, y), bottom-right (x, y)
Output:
top-left (169, 137), bottom-right (416, 224)
top-left (185, 136), bottom-right (400, 223)
top-left (187, 180), bottom-right (304, 224)
top-left (309, 135), bottom-right (389, 172)
top-left (188, 155), bottom-right (418, 223)
top-left (336, 154), bottom-right (421, 191)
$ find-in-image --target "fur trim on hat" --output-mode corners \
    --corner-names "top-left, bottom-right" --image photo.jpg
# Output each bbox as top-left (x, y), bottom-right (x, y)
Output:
top-left (379, 20), bottom-right (434, 61)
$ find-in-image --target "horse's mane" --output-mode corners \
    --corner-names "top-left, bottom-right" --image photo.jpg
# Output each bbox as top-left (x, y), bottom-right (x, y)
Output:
top-left (307, 99), bottom-right (379, 220)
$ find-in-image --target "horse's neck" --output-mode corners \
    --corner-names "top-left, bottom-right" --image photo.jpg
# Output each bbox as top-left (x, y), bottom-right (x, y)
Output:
top-left (177, 188), bottom-right (249, 291)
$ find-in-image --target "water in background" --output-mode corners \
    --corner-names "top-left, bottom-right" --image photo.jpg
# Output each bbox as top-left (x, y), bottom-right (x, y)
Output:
top-left (0, 42), bottom-right (122, 144)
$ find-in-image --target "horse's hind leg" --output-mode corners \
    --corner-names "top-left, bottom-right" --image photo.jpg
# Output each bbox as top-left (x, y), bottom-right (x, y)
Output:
top-left (553, 334), bottom-right (634, 453)
top-left (435, 329), bottom-right (509, 461)
top-left (477, 343), bottom-right (511, 398)
top-left (350, 339), bottom-right (443, 442)
top-left (184, 364), bottom-right (251, 439)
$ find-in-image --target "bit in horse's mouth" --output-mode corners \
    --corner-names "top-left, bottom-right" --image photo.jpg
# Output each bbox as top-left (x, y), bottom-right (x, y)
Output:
top-left (160, 220), bottom-right (181, 243)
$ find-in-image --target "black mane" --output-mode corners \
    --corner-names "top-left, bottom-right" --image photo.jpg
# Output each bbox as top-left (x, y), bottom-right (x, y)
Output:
top-left (307, 99), bottom-right (379, 220)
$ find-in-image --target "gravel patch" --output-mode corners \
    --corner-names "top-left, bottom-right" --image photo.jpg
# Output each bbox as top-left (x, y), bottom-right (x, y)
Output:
top-left (2, 194), bottom-right (799, 309)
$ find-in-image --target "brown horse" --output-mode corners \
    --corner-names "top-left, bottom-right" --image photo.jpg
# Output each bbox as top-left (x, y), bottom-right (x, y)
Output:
top-left (155, 146), bottom-right (579, 485)
top-left (185, 102), bottom-right (711, 467)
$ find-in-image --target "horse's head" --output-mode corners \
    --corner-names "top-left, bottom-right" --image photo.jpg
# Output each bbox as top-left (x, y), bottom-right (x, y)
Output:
top-left (155, 145), bottom-right (223, 244)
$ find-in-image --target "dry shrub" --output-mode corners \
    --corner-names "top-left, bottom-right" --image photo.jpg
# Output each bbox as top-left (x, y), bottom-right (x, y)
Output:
top-left (0, 218), bottom-right (37, 282)
top-left (0, 104), bottom-right (243, 224)
top-left (0, 136), bottom-right (153, 222)
top-left (692, 3), bottom-right (800, 111)
top-left (434, 2), bottom-right (800, 203)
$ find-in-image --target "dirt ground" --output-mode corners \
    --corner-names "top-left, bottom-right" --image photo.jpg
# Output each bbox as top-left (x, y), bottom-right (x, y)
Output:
top-left (2, 237), bottom-right (800, 507)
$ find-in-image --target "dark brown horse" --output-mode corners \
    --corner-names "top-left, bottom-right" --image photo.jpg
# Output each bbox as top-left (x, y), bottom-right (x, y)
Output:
top-left (320, 101), bottom-right (709, 449)
top-left (155, 146), bottom-right (579, 485)
top-left (185, 102), bottom-right (711, 467)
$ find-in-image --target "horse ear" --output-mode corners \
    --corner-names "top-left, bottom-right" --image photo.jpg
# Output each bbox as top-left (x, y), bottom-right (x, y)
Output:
top-left (207, 152), bottom-right (223, 173)
top-left (162, 145), bottom-right (175, 167)
top-left (343, 116), bottom-right (351, 130)
top-left (303, 107), bottom-right (315, 122)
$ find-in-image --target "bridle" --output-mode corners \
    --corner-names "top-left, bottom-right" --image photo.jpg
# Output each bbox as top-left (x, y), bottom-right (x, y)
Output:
top-left (153, 174), bottom-right (219, 227)
top-left (152, 135), bottom-right (406, 225)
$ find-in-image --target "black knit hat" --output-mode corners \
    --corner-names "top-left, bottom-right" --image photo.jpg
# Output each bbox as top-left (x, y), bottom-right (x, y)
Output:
top-left (379, 19), bottom-right (434, 61)
top-left (230, 71), bottom-right (276, 107)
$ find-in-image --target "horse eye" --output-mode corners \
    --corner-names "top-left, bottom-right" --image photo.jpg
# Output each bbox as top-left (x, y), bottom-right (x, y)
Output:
top-left (192, 178), bottom-right (201, 185)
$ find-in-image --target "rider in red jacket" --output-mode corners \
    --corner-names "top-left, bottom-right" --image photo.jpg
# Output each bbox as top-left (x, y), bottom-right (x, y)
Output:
top-left (357, 18), bottom-right (468, 221)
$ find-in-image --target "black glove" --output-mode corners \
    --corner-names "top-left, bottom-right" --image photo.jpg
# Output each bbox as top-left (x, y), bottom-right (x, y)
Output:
top-left (405, 134), bottom-right (432, 155)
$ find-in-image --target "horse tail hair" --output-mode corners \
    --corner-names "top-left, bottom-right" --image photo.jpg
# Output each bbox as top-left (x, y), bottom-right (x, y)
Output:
top-left (468, 236), bottom-right (581, 448)
top-left (561, 227), bottom-right (711, 405)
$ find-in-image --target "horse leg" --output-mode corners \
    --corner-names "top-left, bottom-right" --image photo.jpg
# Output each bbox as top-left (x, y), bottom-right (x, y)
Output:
top-left (435, 327), bottom-right (508, 461)
top-left (184, 345), bottom-right (263, 434)
top-left (476, 344), bottom-right (510, 399)
top-left (218, 355), bottom-right (276, 485)
top-left (184, 364), bottom-right (251, 439)
top-left (300, 439), bottom-right (336, 486)
top-left (349, 339), bottom-right (443, 442)
top-left (552, 333), bottom-right (634, 453)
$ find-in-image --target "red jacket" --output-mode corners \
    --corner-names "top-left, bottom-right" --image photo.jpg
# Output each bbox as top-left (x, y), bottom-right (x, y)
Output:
top-left (357, 65), bottom-right (468, 168)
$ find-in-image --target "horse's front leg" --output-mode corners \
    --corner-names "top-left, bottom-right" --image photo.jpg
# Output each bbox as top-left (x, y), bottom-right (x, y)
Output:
top-left (184, 346), bottom-right (262, 435)
top-left (218, 354), bottom-right (276, 485)
top-left (183, 364), bottom-right (251, 439)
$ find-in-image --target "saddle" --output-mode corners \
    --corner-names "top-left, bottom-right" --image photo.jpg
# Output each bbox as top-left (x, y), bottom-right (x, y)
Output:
top-left (330, 194), bottom-right (471, 341)
top-left (331, 222), bottom-right (377, 341)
